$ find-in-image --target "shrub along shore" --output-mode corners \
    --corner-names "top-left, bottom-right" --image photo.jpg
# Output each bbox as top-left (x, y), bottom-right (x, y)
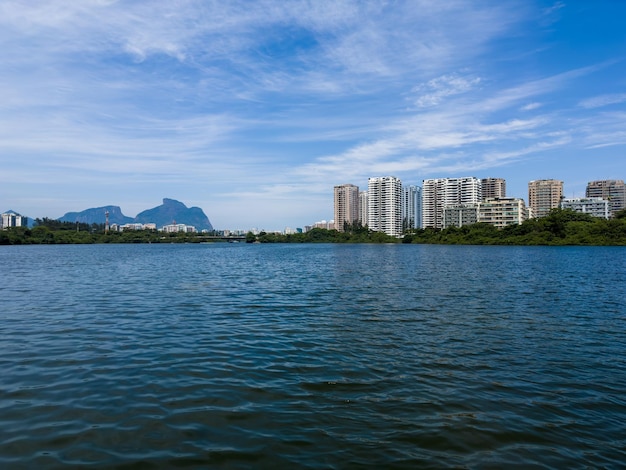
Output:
top-left (2, 209), bottom-right (626, 246)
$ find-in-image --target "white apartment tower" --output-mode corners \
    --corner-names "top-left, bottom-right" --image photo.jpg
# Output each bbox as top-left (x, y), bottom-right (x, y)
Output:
top-left (422, 177), bottom-right (482, 229)
top-left (368, 176), bottom-right (403, 237)
top-left (333, 184), bottom-right (360, 232)
top-left (402, 185), bottom-right (422, 230)
top-left (528, 179), bottom-right (563, 218)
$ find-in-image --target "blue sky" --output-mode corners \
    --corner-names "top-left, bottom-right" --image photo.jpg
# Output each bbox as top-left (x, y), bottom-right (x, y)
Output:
top-left (1, 1), bottom-right (625, 231)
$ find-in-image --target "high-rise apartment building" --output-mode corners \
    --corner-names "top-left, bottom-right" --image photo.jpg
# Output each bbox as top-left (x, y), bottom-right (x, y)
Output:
top-left (422, 178), bottom-right (444, 229)
top-left (359, 191), bottom-right (368, 228)
top-left (333, 184), bottom-right (359, 232)
top-left (368, 176), bottom-right (403, 237)
top-left (422, 177), bottom-right (482, 228)
top-left (402, 185), bottom-right (422, 230)
top-left (481, 178), bottom-right (506, 200)
top-left (585, 180), bottom-right (626, 217)
top-left (528, 179), bottom-right (563, 218)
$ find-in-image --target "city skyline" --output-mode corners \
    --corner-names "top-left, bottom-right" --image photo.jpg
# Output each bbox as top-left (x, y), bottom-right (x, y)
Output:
top-left (3, 173), bottom-right (624, 232)
top-left (1, 1), bottom-right (625, 231)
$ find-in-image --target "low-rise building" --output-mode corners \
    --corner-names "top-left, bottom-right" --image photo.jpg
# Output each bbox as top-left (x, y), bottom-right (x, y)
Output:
top-left (110, 222), bottom-right (157, 232)
top-left (478, 197), bottom-right (529, 228)
top-left (561, 197), bottom-right (609, 219)
top-left (310, 220), bottom-right (335, 230)
top-left (161, 223), bottom-right (196, 233)
top-left (443, 204), bottom-right (478, 228)
top-left (1, 211), bottom-right (27, 229)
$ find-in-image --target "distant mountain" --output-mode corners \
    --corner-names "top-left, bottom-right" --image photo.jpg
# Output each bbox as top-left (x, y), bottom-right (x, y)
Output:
top-left (135, 198), bottom-right (213, 231)
top-left (57, 199), bottom-right (213, 231)
top-left (59, 206), bottom-right (134, 226)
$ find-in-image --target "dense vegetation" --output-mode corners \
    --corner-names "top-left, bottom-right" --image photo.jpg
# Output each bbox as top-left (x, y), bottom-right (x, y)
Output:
top-left (0, 218), bottom-right (224, 245)
top-left (253, 222), bottom-right (398, 243)
top-left (250, 209), bottom-right (626, 245)
top-left (403, 208), bottom-right (626, 246)
top-left (2, 209), bottom-right (626, 245)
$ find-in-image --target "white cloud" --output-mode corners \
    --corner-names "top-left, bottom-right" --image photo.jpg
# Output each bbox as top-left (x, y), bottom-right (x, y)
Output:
top-left (521, 102), bottom-right (542, 111)
top-left (579, 93), bottom-right (626, 109)
top-left (412, 74), bottom-right (481, 108)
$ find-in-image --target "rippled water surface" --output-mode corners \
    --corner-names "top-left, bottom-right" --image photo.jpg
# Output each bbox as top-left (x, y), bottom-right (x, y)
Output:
top-left (1, 243), bottom-right (625, 468)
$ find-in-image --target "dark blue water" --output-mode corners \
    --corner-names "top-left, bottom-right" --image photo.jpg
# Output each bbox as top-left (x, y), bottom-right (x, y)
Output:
top-left (1, 243), bottom-right (625, 468)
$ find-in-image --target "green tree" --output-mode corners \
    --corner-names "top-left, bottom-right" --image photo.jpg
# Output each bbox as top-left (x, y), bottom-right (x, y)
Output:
top-left (614, 208), bottom-right (626, 219)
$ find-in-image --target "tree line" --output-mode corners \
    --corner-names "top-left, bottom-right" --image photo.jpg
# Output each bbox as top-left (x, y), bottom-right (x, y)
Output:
top-left (0, 218), bottom-right (223, 245)
top-left (403, 208), bottom-right (626, 245)
top-left (252, 209), bottom-right (626, 245)
top-left (2, 209), bottom-right (626, 245)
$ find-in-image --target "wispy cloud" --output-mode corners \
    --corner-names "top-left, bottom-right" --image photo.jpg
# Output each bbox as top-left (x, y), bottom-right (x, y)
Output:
top-left (521, 102), bottom-right (542, 111)
top-left (412, 74), bottom-right (481, 108)
top-left (579, 93), bottom-right (626, 109)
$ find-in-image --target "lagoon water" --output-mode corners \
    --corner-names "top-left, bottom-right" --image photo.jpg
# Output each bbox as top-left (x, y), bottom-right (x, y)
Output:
top-left (1, 243), bottom-right (625, 468)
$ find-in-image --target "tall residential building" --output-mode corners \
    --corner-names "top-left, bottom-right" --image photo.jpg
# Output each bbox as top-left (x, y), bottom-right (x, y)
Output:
top-left (333, 184), bottom-right (360, 232)
top-left (368, 176), bottom-right (403, 237)
top-left (402, 185), bottom-right (422, 230)
top-left (478, 197), bottom-right (529, 228)
top-left (416, 187), bottom-right (423, 229)
top-left (359, 191), bottom-right (368, 228)
top-left (585, 180), bottom-right (626, 217)
top-left (422, 178), bottom-right (444, 229)
top-left (422, 177), bottom-right (482, 228)
top-left (561, 198), bottom-right (610, 219)
top-left (481, 178), bottom-right (506, 200)
top-left (528, 179), bottom-right (563, 218)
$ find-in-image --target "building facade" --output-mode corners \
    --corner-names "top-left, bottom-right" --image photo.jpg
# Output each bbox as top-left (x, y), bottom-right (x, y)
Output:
top-left (443, 204), bottom-right (478, 228)
top-left (368, 176), bottom-right (403, 237)
top-left (422, 178), bottom-right (445, 229)
top-left (481, 178), bottom-right (506, 200)
top-left (585, 180), bottom-right (626, 217)
top-left (161, 224), bottom-right (196, 233)
top-left (1, 212), bottom-right (27, 229)
top-left (309, 220), bottom-right (335, 230)
top-left (528, 179), bottom-right (563, 218)
top-left (478, 197), bottom-right (529, 228)
top-left (402, 185), bottom-right (422, 230)
top-left (359, 191), bottom-right (368, 228)
top-left (422, 177), bottom-right (481, 228)
top-left (561, 197), bottom-right (610, 219)
top-left (110, 223), bottom-right (158, 232)
top-left (333, 184), bottom-right (360, 232)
